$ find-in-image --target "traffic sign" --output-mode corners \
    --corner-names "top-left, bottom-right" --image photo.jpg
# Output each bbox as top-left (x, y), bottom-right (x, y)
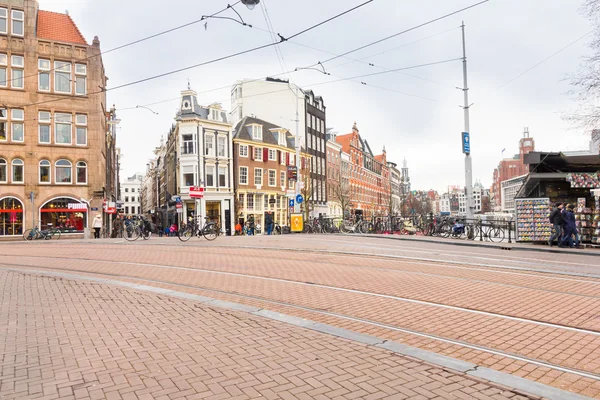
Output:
top-left (173, 196), bottom-right (181, 203)
top-left (176, 203), bottom-right (183, 208)
top-left (462, 132), bottom-right (470, 154)
top-left (291, 213), bottom-right (304, 233)
top-left (296, 194), bottom-right (304, 204)
top-left (289, 199), bottom-right (295, 208)
top-left (190, 186), bottom-right (205, 198)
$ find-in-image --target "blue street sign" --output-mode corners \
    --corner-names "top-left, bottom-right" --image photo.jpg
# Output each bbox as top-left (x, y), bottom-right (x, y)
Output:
top-left (173, 196), bottom-right (181, 203)
top-left (462, 132), bottom-right (470, 154)
top-left (296, 194), bottom-right (304, 204)
top-left (289, 199), bottom-right (295, 208)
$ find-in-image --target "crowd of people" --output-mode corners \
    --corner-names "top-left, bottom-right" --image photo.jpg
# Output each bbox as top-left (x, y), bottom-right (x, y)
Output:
top-left (548, 202), bottom-right (582, 248)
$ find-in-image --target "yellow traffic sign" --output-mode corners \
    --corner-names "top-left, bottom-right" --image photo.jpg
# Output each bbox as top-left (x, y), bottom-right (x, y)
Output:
top-left (291, 213), bottom-right (304, 233)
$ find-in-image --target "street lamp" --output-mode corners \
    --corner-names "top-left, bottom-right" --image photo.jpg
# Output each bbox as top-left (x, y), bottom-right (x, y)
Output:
top-left (241, 0), bottom-right (260, 10)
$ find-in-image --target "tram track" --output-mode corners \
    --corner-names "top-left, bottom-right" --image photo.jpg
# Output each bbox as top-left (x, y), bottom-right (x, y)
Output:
top-left (2, 262), bottom-right (600, 384)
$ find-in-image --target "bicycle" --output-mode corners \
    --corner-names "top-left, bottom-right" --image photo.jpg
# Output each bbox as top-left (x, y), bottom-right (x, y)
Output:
top-left (474, 221), bottom-right (505, 242)
top-left (178, 216), bottom-right (218, 242)
top-left (23, 225), bottom-right (61, 241)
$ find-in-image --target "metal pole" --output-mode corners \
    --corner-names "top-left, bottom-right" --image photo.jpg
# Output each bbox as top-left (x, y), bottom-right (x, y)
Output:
top-left (294, 85), bottom-right (301, 214)
top-left (461, 22), bottom-right (474, 221)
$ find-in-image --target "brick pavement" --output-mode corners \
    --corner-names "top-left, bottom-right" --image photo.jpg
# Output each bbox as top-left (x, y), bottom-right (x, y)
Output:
top-left (0, 270), bottom-right (542, 400)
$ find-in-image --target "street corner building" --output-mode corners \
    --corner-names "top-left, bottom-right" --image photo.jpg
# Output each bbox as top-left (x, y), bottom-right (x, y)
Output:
top-left (232, 116), bottom-right (311, 231)
top-left (0, 0), bottom-right (108, 240)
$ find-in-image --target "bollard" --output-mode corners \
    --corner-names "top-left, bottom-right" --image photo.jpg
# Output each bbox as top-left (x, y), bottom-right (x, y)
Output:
top-left (479, 220), bottom-right (483, 242)
top-left (508, 221), bottom-right (512, 244)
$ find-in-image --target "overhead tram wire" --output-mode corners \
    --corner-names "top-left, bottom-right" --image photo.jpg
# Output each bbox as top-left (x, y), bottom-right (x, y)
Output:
top-left (6, 2), bottom-right (241, 87)
top-left (21, 0), bottom-right (375, 109)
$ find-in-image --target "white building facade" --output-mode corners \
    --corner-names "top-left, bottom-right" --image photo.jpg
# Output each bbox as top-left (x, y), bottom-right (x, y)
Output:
top-left (501, 175), bottom-right (526, 215)
top-left (176, 89), bottom-right (235, 235)
top-left (120, 173), bottom-right (144, 215)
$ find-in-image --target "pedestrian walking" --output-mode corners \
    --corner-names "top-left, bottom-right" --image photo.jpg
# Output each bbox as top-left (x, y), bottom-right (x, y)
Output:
top-left (92, 214), bottom-right (102, 239)
top-left (265, 212), bottom-right (274, 235)
top-left (559, 204), bottom-right (577, 248)
top-left (548, 202), bottom-right (564, 247)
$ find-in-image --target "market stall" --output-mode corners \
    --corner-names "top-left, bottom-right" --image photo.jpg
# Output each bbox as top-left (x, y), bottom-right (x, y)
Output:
top-left (515, 152), bottom-right (600, 244)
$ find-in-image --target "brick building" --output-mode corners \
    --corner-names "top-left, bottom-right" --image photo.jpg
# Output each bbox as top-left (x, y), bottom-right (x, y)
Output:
top-left (233, 116), bottom-right (310, 230)
top-left (0, 0), bottom-right (109, 239)
top-left (490, 128), bottom-right (535, 211)
top-left (335, 123), bottom-right (391, 217)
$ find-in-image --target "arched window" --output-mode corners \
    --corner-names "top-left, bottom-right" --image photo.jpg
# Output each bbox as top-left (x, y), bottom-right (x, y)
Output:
top-left (11, 159), bottom-right (23, 183)
top-left (0, 158), bottom-right (6, 183)
top-left (76, 161), bottom-right (87, 184)
top-left (39, 160), bottom-right (51, 183)
top-left (55, 159), bottom-right (72, 184)
top-left (0, 197), bottom-right (24, 236)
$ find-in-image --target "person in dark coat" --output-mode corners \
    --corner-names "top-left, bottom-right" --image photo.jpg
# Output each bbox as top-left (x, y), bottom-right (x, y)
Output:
top-left (265, 212), bottom-right (274, 235)
top-left (559, 205), bottom-right (577, 248)
top-left (547, 202), bottom-right (563, 247)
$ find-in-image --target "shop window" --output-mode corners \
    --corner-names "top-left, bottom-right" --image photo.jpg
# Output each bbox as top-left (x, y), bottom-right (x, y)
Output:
top-left (40, 197), bottom-right (87, 233)
top-left (76, 161), bottom-right (87, 184)
top-left (0, 196), bottom-right (23, 236)
top-left (39, 160), bottom-right (50, 183)
top-left (11, 158), bottom-right (23, 183)
top-left (55, 159), bottom-right (72, 184)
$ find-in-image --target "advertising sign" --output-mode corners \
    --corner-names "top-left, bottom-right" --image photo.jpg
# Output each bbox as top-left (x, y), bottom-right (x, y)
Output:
top-left (190, 187), bottom-right (205, 198)
top-left (462, 132), bottom-right (470, 154)
top-left (291, 213), bottom-right (304, 233)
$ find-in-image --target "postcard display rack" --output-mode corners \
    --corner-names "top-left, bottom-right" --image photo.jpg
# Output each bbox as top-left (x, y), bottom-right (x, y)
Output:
top-left (516, 198), bottom-right (552, 242)
top-left (594, 196), bottom-right (600, 244)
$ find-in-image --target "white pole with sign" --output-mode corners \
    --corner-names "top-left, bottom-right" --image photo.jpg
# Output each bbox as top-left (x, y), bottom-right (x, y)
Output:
top-left (461, 22), bottom-right (474, 220)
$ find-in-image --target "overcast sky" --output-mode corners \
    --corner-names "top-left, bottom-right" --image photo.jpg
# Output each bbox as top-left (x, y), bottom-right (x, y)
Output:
top-left (41, 0), bottom-right (594, 193)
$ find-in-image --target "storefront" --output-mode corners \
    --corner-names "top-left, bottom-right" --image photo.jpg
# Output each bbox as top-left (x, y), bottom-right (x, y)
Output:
top-left (40, 197), bottom-right (87, 233)
top-left (0, 196), bottom-right (24, 237)
top-left (516, 152), bottom-right (600, 244)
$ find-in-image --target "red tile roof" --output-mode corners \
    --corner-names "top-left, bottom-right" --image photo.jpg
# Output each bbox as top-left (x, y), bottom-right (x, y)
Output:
top-left (374, 154), bottom-right (384, 163)
top-left (37, 10), bottom-right (87, 45)
top-left (335, 133), bottom-right (354, 153)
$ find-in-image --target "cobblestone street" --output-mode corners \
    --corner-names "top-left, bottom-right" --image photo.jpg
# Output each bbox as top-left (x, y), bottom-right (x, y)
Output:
top-left (0, 235), bottom-right (598, 399)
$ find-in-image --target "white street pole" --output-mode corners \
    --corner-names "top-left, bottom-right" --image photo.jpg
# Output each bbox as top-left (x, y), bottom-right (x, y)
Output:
top-left (461, 22), bottom-right (474, 220)
top-left (294, 85), bottom-right (301, 215)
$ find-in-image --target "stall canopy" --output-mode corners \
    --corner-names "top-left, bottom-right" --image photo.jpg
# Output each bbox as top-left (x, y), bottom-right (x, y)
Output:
top-left (517, 152), bottom-right (600, 198)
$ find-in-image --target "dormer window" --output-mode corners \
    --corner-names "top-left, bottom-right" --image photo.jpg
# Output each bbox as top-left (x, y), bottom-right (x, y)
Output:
top-left (182, 100), bottom-right (191, 110)
top-left (252, 125), bottom-right (262, 140)
top-left (211, 109), bottom-right (219, 121)
top-left (278, 131), bottom-right (287, 147)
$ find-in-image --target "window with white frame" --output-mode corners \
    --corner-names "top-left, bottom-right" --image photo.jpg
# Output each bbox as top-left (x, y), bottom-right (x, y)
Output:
top-left (0, 107), bottom-right (6, 141)
top-left (218, 166), bottom-right (227, 187)
top-left (75, 64), bottom-right (86, 95)
top-left (76, 114), bottom-right (87, 145)
top-left (38, 111), bottom-right (51, 143)
top-left (280, 171), bottom-right (286, 187)
top-left (290, 153), bottom-right (294, 166)
top-left (254, 146), bottom-right (262, 161)
top-left (0, 53), bottom-right (6, 87)
top-left (0, 8), bottom-right (7, 34)
top-left (254, 168), bottom-right (262, 186)
top-left (11, 10), bottom-right (23, 36)
top-left (182, 134), bottom-right (195, 154)
top-left (11, 109), bottom-right (23, 142)
top-left (247, 194), bottom-right (254, 210)
top-left (307, 113), bottom-right (311, 128)
top-left (183, 165), bottom-right (195, 187)
top-left (278, 131), bottom-right (287, 146)
top-left (11, 55), bottom-right (23, 89)
top-left (239, 144), bottom-right (248, 157)
top-left (76, 161), bottom-right (87, 184)
top-left (255, 194), bottom-right (263, 212)
top-left (55, 113), bottom-right (72, 144)
top-left (239, 166), bottom-right (248, 185)
top-left (217, 136), bottom-right (226, 157)
top-left (12, 159), bottom-right (23, 183)
top-left (204, 134), bottom-right (214, 156)
top-left (289, 180), bottom-right (295, 190)
top-left (55, 159), bottom-right (72, 183)
top-left (38, 59), bottom-right (50, 91)
top-left (252, 125), bottom-right (262, 140)
top-left (0, 158), bottom-right (6, 183)
top-left (307, 134), bottom-right (312, 149)
top-left (54, 61), bottom-right (71, 93)
top-left (205, 165), bottom-right (215, 187)
top-left (268, 170), bottom-right (276, 187)
top-left (268, 149), bottom-right (276, 161)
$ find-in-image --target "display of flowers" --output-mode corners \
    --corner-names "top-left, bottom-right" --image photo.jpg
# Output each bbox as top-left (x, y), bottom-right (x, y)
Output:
top-left (566, 173), bottom-right (600, 188)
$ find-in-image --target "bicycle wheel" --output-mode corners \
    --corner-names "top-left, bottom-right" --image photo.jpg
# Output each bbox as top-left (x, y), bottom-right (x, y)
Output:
top-left (178, 226), bottom-right (194, 242)
top-left (142, 230), bottom-right (151, 240)
top-left (49, 229), bottom-right (61, 240)
top-left (439, 223), bottom-right (452, 238)
top-left (23, 229), bottom-right (39, 241)
top-left (488, 227), bottom-right (505, 243)
top-left (124, 225), bottom-right (140, 241)
top-left (202, 224), bottom-right (218, 241)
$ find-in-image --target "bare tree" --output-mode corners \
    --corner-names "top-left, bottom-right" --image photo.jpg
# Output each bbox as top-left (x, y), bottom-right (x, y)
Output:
top-left (565, 0), bottom-right (600, 129)
top-left (329, 173), bottom-right (353, 217)
top-left (300, 166), bottom-right (314, 222)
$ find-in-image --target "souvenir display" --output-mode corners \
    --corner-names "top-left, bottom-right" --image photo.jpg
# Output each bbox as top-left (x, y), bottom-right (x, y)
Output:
top-left (593, 197), bottom-right (600, 244)
top-left (566, 173), bottom-right (600, 189)
top-left (516, 198), bottom-right (552, 242)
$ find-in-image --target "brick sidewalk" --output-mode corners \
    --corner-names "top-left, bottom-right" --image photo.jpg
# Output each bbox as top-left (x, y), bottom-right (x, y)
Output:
top-left (0, 270), bottom-right (544, 400)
